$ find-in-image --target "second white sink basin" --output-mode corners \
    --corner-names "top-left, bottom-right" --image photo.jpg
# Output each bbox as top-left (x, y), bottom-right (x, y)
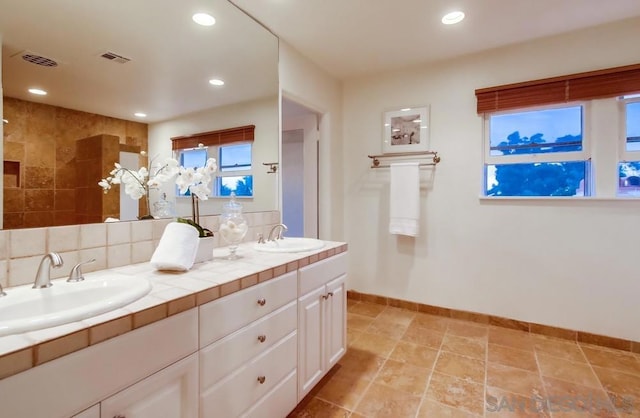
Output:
top-left (254, 237), bottom-right (325, 253)
top-left (0, 276), bottom-right (151, 337)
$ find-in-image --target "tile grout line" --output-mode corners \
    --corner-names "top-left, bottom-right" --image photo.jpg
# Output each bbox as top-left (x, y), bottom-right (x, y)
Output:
top-left (413, 315), bottom-right (449, 418)
top-left (576, 343), bottom-right (622, 418)
top-left (341, 306), bottom-right (391, 417)
top-left (532, 341), bottom-right (553, 417)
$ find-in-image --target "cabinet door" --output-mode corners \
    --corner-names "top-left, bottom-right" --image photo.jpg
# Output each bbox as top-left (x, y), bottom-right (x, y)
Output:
top-left (101, 354), bottom-right (198, 418)
top-left (325, 274), bottom-right (346, 370)
top-left (297, 285), bottom-right (325, 401)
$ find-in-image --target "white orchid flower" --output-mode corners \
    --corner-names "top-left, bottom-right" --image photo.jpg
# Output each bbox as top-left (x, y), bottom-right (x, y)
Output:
top-left (98, 179), bottom-right (111, 191)
top-left (190, 183), bottom-right (211, 200)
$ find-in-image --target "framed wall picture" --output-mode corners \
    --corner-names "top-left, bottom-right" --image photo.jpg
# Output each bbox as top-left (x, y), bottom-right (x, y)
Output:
top-left (382, 106), bottom-right (429, 154)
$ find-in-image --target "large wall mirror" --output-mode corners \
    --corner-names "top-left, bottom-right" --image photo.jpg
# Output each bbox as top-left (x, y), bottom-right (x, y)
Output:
top-left (0, 0), bottom-right (279, 229)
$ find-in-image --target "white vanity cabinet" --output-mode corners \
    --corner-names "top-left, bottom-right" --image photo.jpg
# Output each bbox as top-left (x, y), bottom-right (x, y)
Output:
top-left (100, 353), bottom-right (199, 418)
top-left (199, 271), bottom-right (298, 418)
top-left (297, 253), bottom-right (347, 401)
top-left (0, 309), bottom-right (199, 418)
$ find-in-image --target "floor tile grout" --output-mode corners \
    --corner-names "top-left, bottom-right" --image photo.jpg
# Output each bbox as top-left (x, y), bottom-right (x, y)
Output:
top-left (297, 302), bottom-right (640, 418)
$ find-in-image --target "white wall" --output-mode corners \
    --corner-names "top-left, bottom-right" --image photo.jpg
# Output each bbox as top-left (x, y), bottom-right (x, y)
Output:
top-left (148, 96), bottom-right (279, 216)
top-left (279, 42), bottom-right (344, 240)
top-left (343, 17), bottom-right (640, 341)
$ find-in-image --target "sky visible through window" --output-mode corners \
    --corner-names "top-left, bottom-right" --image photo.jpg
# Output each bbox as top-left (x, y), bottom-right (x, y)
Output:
top-left (490, 106), bottom-right (582, 155)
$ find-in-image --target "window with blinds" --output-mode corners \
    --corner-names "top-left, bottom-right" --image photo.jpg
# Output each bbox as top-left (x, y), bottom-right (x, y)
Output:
top-left (477, 63), bottom-right (640, 198)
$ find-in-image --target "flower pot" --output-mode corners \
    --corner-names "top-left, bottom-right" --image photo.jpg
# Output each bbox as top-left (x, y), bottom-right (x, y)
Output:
top-left (194, 236), bottom-right (215, 263)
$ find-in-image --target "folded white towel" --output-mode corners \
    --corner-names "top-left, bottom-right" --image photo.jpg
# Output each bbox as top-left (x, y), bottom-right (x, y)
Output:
top-left (150, 222), bottom-right (199, 271)
top-left (389, 162), bottom-right (420, 237)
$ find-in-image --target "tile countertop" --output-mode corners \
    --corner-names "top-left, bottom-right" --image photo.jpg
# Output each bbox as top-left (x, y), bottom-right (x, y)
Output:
top-left (0, 240), bottom-right (348, 380)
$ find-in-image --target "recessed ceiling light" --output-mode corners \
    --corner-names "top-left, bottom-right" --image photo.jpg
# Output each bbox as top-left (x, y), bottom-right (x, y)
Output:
top-left (209, 79), bottom-right (225, 86)
top-left (442, 11), bottom-right (465, 25)
top-left (400, 108), bottom-right (412, 112)
top-left (28, 88), bottom-right (47, 96)
top-left (193, 13), bottom-right (216, 26)
top-left (134, 112), bottom-right (147, 118)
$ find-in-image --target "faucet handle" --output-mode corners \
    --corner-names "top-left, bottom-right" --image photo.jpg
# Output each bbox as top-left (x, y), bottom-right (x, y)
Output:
top-left (67, 258), bottom-right (96, 283)
top-left (257, 233), bottom-right (265, 244)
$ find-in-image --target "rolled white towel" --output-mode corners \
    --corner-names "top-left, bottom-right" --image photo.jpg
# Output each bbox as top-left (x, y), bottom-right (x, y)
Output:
top-left (150, 222), bottom-right (199, 271)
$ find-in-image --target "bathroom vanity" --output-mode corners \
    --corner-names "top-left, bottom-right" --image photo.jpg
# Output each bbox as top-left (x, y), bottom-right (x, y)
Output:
top-left (0, 241), bottom-right (347, 418)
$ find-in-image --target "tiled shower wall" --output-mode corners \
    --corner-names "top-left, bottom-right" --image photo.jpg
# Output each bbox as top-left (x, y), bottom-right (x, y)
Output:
top-left (0, 211), bottom-right (281, 289)
top-left (2, 97), bottom-right (148, 229)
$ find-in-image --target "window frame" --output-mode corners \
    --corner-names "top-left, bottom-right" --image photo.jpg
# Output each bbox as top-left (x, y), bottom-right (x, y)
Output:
top-left (619, 96), bottom-right (640, 160)
top-left (482, 101), bottom-right (592, 198)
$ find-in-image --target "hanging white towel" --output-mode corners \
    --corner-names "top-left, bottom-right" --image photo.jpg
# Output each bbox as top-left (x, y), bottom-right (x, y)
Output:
top-left (150, 222), bottom-right (199, 271)
top-left (389, 162), bottom-right (420, 237)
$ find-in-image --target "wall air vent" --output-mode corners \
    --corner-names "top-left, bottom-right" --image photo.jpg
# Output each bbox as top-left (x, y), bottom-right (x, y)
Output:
top-left (100, 51), bottom-right (131, 64)
top-left (21, 53), bottom-right (58, 67)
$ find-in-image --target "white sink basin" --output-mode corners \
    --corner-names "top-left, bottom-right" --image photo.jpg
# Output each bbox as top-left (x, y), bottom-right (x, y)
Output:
top-left (254, 237), bottom-right (325, 253)
top-left (0, 276), bottom-right (151, 337)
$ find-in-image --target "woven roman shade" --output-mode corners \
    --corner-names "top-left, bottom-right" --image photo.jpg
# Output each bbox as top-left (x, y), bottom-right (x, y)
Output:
top-left (475, 63), bottom-right (640, 113)
top-left (171, 125), bottom-right (255, 150)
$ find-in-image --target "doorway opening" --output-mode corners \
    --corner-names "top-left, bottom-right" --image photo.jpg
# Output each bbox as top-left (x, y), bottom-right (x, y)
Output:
top-left (281, 97), bottom-right (320, 238)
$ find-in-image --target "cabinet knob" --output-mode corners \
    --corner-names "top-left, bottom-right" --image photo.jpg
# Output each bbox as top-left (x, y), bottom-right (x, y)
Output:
top-left (257, 375), bottom-right (266, 384)
top-left (257, 335), bottom-right (267, 343)
top-left (257, 298), bottom-right (266, 306)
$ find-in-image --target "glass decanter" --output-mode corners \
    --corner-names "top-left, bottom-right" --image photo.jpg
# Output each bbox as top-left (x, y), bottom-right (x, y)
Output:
top-left (218, 193), bottom-right (248, 260)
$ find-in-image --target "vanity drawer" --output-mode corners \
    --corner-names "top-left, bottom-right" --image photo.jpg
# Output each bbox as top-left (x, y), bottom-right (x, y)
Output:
top-left (199, 271), bottom-right (296, 348)
top-left (200, 300), bottom-right (297, 388)
top-left (200, 331), bottom-right (297, 418)
top-left (298, 252), bottom-right (348, 295)
top-left (242, 369), bottom-right (297, 418)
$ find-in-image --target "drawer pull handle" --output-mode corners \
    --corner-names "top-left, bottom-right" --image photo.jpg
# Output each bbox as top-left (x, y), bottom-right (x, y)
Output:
top-left (328, 292), bottom-right (334, 297)
top-left (257, 298), bottom-right (266, 306)
top-left (114, 415), bottom-right (126, 418)
top-left (258, 335), bottom-right (267, 343)
top-left (257, 375), bottom-right (266, 384)
top-left (322, 294), bottom-right (329, 300)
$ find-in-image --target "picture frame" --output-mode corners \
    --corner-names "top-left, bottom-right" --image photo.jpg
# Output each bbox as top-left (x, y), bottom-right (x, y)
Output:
top-left (382, 106), bottom-right (430, 154)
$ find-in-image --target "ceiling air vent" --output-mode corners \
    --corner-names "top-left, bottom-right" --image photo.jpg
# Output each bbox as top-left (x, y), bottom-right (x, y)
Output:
top-left (21, 53), bottom-right (58, 67)
top-left (100, 51), bottom-right (131, 64)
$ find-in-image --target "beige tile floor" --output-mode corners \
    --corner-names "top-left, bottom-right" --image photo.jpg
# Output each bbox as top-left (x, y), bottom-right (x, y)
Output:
top-left (289, 300), bottom-right (640, 418)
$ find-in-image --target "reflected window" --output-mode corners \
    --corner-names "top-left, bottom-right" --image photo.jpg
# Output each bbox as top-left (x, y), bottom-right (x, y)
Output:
top-left (174, 143), bottom-right (253, 198)
top-left (217, 143), bottom-right (253, 197)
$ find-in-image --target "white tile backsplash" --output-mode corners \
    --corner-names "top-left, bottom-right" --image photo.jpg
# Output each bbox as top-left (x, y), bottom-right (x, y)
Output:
top-left (80, 224), bottom-right (107, 249)
top-left (0, 231), bottom-right (8, 259)
top-left (79, 247), bottom-right (107, 273)
top-left (50, 251), bottom-right (80, 280)
top-left (107, 244), bottom-right (132, 268)
top-left (107, 222), bottom-right (131, 246)
top-left (10, 228), bottom-right (46, 258)
top-left (2, 211), bottom-right (279, 289)
top-left (132, 241), bottom-right (154, 264)
top-left (48, 225), bottom-right (80, 253)
top-left (0, 260), bottom-right (7, 289)
top-left (8, 255), bottom-right (43, 287)
top-left (131, 221), bottom-right (153, 242)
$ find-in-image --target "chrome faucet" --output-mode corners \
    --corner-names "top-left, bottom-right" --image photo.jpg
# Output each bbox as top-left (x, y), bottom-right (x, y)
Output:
top-left (267, 223), bottom-right (288, 241)
top-left (33, 252), bottom-right (64, 289)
